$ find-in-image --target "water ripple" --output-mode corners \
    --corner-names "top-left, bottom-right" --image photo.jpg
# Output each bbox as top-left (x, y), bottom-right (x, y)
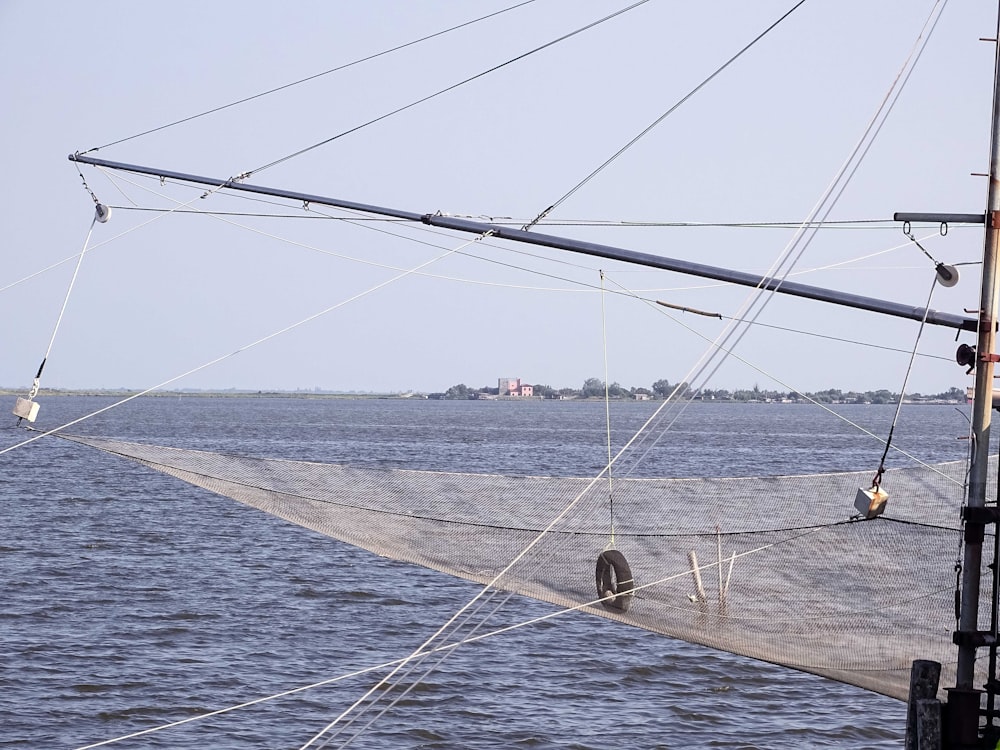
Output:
top-left (0, 397), bottom-right (937, 748)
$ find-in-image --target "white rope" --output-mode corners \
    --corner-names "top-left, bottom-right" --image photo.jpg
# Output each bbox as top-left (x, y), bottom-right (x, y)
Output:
top-left (95, 167), bottom-right (604, 293)
top-left (297, 382), bottom-right (696, 748)
top-left (250, 0), bottom-right (655, 179)
top-left (315, 583), bottom-right (516, 745)
top-left (82, 1), bottom-right (539, 154)
top-left (522, 0), bottom-right (808, 228)
top-left (314, 590), bottom-right (517, 750)
top-left (98, 168), bottom-right (611, 277)
top-left (64, 6), bottom-right (952, 744)
top-left (90, 172), bottom-right (957, 392)
top-left (2, 254), bottom-right (85, 295)
top-left (670, 0), bottom-right (947, 389)
top-left (0, 218), bottom-right (939, 300)
top-left (3, 164), bottom-right (256, 345)
top-left (68, 519), bottom-right (809, 750)
top-left (599, 271), bottom-right (965, 487)
top-left (871, 273), bottom-right (940, 489)
top-left (77, 506), bottom-right (944, 750)
top-left (304, 28), bottom-right (958, 718)
top-left (0, 192), bottom-right (237, 296)
top-left (102, 205), bottom-right (979, 231)
top-left (793, 233), bottom-right (942, 274)
top-left (585, 0), bottom-right (952, 482)
top-left (94, 170), bottom-right (959, 375)
top-left (1, 234), bottom-right (487, 458)
top-left (95, 176), bottom-right (958, 372)
top-left (22, 214), bottom-right (98, 401)
top-left (90, 167), bottom-right (952, 306)
top-left (722, 317), bottom-right (952, 362)
top-left (517, 218), bottom-right (971, 230)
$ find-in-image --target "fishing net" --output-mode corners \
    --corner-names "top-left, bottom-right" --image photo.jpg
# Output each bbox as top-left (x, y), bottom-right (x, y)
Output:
top-left (61, 433), bottom-right (988, 702)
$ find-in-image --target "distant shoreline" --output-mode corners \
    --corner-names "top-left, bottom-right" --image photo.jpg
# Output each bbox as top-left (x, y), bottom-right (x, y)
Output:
top-left (0, 388), bottom-right (968, 405)
top-left (1, 388), bottom-right (391, 400)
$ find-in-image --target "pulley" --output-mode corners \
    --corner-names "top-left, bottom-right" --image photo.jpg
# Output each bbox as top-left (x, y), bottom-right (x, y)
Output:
top-left (935, 263), bottom-right (959, 288)
top-left (94, 203), bottom-right (111, 223)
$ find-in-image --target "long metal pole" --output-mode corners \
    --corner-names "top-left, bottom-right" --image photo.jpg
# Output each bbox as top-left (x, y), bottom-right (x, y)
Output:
top-left (950, 9), bottom-right (1000, 745)
top-left (68, 153), bottom-right (975, 332)
top-left (956, 9), bottom-right (1000, 688)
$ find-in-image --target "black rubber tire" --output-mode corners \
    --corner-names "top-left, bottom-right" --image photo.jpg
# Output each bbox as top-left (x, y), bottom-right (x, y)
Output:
top-left (595, 549), bottom-right (634, 612)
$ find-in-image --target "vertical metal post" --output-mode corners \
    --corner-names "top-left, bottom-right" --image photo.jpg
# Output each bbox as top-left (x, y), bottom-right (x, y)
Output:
top-left (950, 8), bottom-right (1000, 744)
top-left (989, 466), bottom-right (1000, 736)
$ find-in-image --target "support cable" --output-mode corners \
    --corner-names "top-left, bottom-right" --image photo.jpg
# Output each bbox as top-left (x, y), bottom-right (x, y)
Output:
top-left (0, 180), bottom-right (243, 297)
top-left (49, 170), bottom-right (957, 485)
top-left (503, 0), bottom-right (950, 496)
top-left (247, 0), bottom-right (654, 178)
top-left (594, 0), bottom-right (949, 480)
top-left (70, 521), bottom-right (830, 750)
top-left (10, 165), bottom-right (281, 426)
top-left (870, 275), bottom-right (937, 492)
top-left (62, 9), bottom-right (949, 738)
top-left (48, 168), bottom-right (954, 481)
top-left (2, 234), bottom-right (488, 456)
top-left (98, 166), bottom-right (947, 287)
top-left (15, 200), bottom-right (102, 423)
top-left (90, 176), bottom-right (962, 373)
top-left (78, 1), bottom-right (540, 154)
top-left (295, 379), bottom-right (702, 749)
top-left (678, 0), bottom-right (946, 409)
top-left (86, 166), bottom-right (955, 366)
top-left (106, 204), bottom-right (985, 231)
top-left (597, 271), bottom-right (964, 487)
top-left (315, 591), bottom-right (516, 750)
top-left (522, 0), bottom-right (807, 229)
top-left (599, 271), bottom-right (617, 546)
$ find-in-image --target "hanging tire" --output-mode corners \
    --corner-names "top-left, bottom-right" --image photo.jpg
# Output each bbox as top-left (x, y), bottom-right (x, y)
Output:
top-left (596, 549), bottom-right (634, 612)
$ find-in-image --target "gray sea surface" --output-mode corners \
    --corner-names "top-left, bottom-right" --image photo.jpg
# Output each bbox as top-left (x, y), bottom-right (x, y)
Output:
top-left (0, 396), bottom-right (979, 748)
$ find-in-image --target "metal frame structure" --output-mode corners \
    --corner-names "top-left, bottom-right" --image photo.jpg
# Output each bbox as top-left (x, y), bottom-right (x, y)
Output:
top-left (68, 11), bottom-right (1000, 738)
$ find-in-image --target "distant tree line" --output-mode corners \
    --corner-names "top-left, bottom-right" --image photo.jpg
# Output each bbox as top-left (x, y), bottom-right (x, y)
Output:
top-left (431, 380), bottom-right (968, 404)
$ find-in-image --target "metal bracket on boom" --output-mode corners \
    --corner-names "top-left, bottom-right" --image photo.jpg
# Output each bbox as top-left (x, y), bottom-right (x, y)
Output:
top-left (958, 344), bottom-right (978, 373)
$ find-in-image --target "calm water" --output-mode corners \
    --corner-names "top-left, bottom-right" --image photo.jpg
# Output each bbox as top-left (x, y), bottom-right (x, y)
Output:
top-left (0, 396), bottom-right (978, 749)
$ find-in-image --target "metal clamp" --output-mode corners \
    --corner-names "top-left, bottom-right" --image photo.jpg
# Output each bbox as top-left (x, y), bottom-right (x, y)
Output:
top-left (962, 507), bottom-right (1000, 525)
top-left (953, 630), bottom-right (998, 648)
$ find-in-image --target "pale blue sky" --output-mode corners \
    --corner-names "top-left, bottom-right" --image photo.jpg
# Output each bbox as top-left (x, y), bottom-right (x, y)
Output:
top-left (0, 1), bottom-right (993, 394)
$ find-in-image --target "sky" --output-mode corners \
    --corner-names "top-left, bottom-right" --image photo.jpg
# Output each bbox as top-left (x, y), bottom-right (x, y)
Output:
top-left (0, 1), bottom-right (995, 395)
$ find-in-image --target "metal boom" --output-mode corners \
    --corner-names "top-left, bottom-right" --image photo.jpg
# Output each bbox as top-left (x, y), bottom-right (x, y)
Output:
top-left (68, 153), bottom-right (975, 332)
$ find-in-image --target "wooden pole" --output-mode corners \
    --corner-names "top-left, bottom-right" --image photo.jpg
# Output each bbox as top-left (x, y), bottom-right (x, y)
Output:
top-left (687, 550), bottom-right (707, 604)
top-left (907, 660), bottom-right (941, 750)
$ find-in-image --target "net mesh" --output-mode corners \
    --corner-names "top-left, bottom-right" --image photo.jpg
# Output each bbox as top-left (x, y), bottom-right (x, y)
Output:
top-left (62, 433), bottom-right (990, 702)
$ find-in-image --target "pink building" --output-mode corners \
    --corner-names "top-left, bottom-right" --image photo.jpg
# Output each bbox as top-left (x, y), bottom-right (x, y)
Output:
top-left (498, 377), bottom-right (533, 397)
